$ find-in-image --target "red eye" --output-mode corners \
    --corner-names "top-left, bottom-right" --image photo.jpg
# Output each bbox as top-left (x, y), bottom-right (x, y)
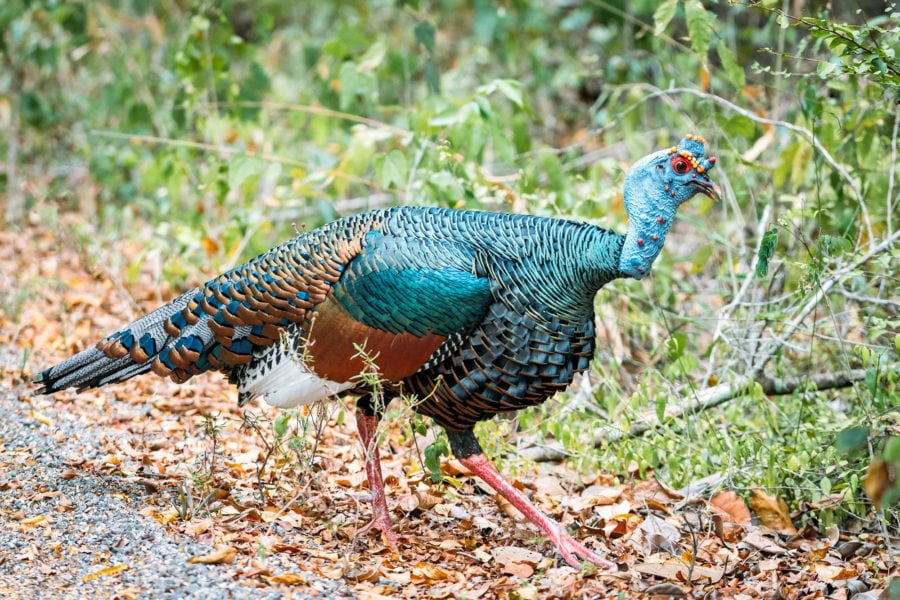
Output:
top-left (671, 156), bottom-right (691, 174)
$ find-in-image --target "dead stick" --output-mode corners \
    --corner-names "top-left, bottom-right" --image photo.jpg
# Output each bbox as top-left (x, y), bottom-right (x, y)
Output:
top-left (521, 368), bottom-right (886, 463)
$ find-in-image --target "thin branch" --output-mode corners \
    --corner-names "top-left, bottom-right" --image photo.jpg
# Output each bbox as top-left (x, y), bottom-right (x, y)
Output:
top-left (621, 86), bottom-right (872, 246)
top-left (752, 228), bottom-right (900, 373)
top-left (6, 73), bottom-right (23, 226)
top-left (522, 368), bottom-right (889, 463)
top-left (889, 101), bottom-right (899, 239)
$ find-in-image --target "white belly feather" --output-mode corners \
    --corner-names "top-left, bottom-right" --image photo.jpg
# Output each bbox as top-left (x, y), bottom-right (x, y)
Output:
top-left (235, 331), bottom-right (354, 408)
top-left (245, 357), bottom-right (354, 408)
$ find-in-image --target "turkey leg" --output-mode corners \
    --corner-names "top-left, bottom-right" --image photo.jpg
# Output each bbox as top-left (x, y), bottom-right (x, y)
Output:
top-left (448, 430), bottom-right (615, 569)
top-left (354, 397), bottom-right (400, 543)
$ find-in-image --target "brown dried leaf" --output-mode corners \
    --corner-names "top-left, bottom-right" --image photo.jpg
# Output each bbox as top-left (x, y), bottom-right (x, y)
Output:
top-left (302, 548), bottom-right (340, 562)
top-left (710, 491), bottom-right (751, 525)
top-left (184, 518), bottom-right (215, 536)
top-left (645, 583), bottom-right (686, 597)
top-left (814, 563), bottom-right (859, 582)
top-left (490, 546), bottom-right (543, 566)
top-left (187, 546), bottom-right (237, 565)
top-left (265, 572), bottom-right (307, 586)
top-left (19, 515), bottom-right (48, 526)
top-left (634, 561), bottom-right (724, 583)
top-left (30, 410), bottom-right (53, 427)
top-left (411, 562), bottom-right (451, 581)
top-left (863, 458), bottom-right (896, 509)
top-left (749, 488), bottom-right (797, 535)
top-left (81, 564), bottom-right (129, 582)
top-left (740, 529), bottom-right (787, 555)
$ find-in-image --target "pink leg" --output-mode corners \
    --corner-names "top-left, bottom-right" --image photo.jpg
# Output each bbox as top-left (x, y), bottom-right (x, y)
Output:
top-left (458, 453), bottom-right (616, 569)
top-left (355, 408), bottom-right (400, 544)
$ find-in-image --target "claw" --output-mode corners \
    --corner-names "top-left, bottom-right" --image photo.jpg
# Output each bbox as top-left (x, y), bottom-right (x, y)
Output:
top-left (549, 527), bottom-right (616, 569)
top-left (357, 514), bottom-right (401, 545)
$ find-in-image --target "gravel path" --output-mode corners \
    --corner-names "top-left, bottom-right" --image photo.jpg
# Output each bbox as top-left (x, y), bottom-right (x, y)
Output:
top-left (0, 383), bottom-right (344, 600)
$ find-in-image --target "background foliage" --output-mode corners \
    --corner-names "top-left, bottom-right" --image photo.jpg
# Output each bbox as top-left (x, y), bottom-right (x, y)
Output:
top-left (3, 0), bottom-right (899, 543)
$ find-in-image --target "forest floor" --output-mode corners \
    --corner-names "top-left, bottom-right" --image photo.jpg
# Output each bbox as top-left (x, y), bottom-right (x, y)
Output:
top-left (0, 219), bottom-right (895, 599)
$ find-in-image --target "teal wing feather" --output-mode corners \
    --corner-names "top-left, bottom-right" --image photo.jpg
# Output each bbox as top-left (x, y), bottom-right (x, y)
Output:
top-left (331, 230), bottom-right (492, 338)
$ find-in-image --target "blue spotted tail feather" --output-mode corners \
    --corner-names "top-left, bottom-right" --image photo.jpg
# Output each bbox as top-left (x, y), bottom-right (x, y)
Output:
top-left (34, 289), bottom-right (202, 394)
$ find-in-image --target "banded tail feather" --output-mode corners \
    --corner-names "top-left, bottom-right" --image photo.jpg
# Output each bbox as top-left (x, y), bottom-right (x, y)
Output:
top-left (34, 289), bottom-right (200, 394)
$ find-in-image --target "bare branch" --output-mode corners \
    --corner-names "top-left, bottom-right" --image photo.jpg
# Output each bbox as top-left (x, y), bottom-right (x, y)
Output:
top-left (521, 368), bottom-right (890, 463)
top-left (607, 85), bottom-right (873, 247)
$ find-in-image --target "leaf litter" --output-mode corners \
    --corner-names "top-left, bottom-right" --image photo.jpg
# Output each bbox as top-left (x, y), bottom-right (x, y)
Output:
top-left (1, 220), bottom-right (897, 598)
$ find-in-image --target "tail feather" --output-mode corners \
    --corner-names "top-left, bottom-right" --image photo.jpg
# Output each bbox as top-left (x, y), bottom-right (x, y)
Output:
top-left (34, 289), bottom-right (199, 394)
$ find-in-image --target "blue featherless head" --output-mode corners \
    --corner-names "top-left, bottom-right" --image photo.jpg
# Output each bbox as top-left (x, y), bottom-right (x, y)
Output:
top-left (618, 134), bottom-right (718, 280)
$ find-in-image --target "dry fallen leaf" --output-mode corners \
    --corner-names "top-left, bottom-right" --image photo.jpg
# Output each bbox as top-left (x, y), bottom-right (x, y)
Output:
top-left (710, 491), bottom-right (751, 525)
top-left (491, 545), bottom-right (544, 579)
top-left (639, 515), bottom-right (681, 555)
top-left (863, 459), bottom-right (896, 509)
top-left (740, 529), bottom-right (788, 555)
top-left (634, 560), bottom-right (725, 583)
top-left (411, 562), bottom-right (452, 581)
top-left (265, 572), bottom-right (307, 586)
top-left (749, 488), bottom-right (797, 535)
top-left (814, 563), bottom-right (859, 582)
top-left (187, 546), bottom-right (237, 565)
top-left (29, 410), bottom-right (53, 427)
top-left (81, 564), bottom-right (129, 582)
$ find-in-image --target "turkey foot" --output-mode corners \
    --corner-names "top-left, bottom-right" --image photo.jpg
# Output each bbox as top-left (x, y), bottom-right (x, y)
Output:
top-left (356, 512), bottom-right (400, 544)
top-left (458, 452), bottom-right (616, 569)
top-left (356, 408), bottom-right (401, 545)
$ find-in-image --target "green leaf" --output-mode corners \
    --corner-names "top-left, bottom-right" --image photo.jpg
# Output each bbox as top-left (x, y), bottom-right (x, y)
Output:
top-left (423, 58), bottom-right (440, 94)
top-left (756, 227), bottom-right (778, 278)
top-left (274, 413), bottom-right (290, 438)
top-left (666, 333), bottom-right (687, 361)
top-left (655, 394), bottom-right (667, 423)
top-left (722, 114), bottom-right (756, 139)
top-left (379, 150), bottom-right (408, 188)
top-left (653, 0), bottom-right (679, 37)
top-left (690, 243), bottom-right (713, 275)
top-left (338, 60), bottom-right (360, 110)
top-left (835, 425), bottom-right (869, 455)
top-left (228, 155), bottom-right (263, 191)
top-left (884, 437), bottom-right (900, 463)
top-left (357, 39), bottom-right (387, 73)
top-left (414, 21), bottom-right (435, 54)
top-left (715, 40), bottom-right (746, 88)
top-left (424, 439), bottom-right (449, 484)
top-left (684, 0), bottom-right (711, 57)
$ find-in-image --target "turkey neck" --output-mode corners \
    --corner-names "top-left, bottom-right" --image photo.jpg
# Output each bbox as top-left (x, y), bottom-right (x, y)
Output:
top-left (381, 207), bottom-right (626, 317)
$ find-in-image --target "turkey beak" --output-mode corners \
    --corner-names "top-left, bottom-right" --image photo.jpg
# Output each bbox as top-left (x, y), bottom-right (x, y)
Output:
top-left (690, 178), bottom-right (721, 201)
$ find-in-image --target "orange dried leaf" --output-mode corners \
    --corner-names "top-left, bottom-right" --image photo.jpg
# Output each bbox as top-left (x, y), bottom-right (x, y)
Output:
top-left (81, 564), bottom-right (129, 582)
top-left (863, 458), bottom-right (896, 509)
top-left (710, 491), bottom-right (751, 525)
top-left (187, 546), bottom-right (237, 565)
top-left (411, 562), bottom-right (451, 581)
top-left (749, 488), bottom-right (797, 535)
top-left (266, 573), bottom-right (307, 586)
top-left (815, 563), bottom-right (859, 582)
top-left (30, 410), bottom-right (53, 427)
top-left (302, 548), bottom-right (340, 562)
top-left (202, 236), bottom-right (220, 256)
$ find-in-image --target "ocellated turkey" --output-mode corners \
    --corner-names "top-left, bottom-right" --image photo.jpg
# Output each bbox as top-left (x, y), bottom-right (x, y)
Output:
top-left (35, 135), bottom-right (718, 569)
